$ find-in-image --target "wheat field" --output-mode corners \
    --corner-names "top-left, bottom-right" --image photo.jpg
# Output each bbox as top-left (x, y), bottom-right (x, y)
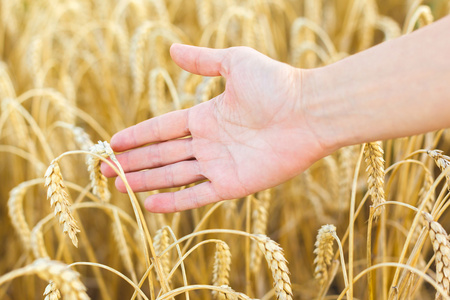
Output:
top-left (1, 0), bottom-right (450, 299)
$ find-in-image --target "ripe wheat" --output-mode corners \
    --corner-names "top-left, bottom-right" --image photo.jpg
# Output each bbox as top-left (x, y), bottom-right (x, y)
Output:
top-left (45, 160), bottom-right (80, 247)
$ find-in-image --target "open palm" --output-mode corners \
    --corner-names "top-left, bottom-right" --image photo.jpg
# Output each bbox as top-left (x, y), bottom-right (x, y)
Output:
top-left (102, 45), bottom-right (329, 213)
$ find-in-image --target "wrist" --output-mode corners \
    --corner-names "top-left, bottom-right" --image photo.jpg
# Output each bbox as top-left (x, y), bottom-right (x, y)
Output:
top-left (300, 66), bottom-right (350, 155)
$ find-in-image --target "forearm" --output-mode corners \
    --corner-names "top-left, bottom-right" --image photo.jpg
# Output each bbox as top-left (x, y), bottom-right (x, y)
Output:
top-left (304, 15), bottom-right (450, 151)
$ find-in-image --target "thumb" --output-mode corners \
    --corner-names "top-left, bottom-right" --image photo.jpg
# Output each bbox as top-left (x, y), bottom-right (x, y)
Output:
top-left (170, 44), bottom-right (231, 77)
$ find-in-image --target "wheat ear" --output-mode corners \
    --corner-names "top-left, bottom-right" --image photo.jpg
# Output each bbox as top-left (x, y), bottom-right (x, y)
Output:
top-left (250, 189), bottom-right (271, 273)
top-left (44, 280), bottom-right (61, 300)
top-left (422, 212), bottom-right (450, 300)
top-left (314, 224), bottom-right (336, 286)
top-left (8, 182), bottom-right (32, 251)
top-left (212, 241), bottom-right (232, 300)
top-left (71, 125), bottom-right (94, 151)
top-left (87, 141), bottom-right (113, 202)
top-left (427, 150), bottom-right (450, 192)
top-left (214, 285), bottom-right (255, 300)
top-left (0, 259), bottom-right (89, 300)
top-left (153, 228), bottom-right (172, 286)
top-left (45, 160), bottom-right (80, 247)
top-left (364, 142), bottom-right (386, 219)
top-left (253, 234), bottom-right (293, 300)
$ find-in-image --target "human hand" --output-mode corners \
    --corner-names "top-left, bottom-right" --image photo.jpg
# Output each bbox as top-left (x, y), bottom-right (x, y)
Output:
top-left (102, 44), bottom-right (331, 213)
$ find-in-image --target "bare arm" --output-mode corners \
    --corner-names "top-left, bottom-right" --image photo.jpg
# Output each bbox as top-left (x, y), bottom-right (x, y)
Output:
top-left (305, 15), bottom-right (450, 150)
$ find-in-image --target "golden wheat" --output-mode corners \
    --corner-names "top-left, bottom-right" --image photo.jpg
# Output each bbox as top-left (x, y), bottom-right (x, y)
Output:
top-left (212, 241), bottom-right (232, 300)
top-left (87, 141), bottom-right (112, 202)
top-left (314, 224), bottom-right (336, 286)
top-left (423, 212), bottom-right (450, 300)
top-left (427, 149), bottom-right (450, 191)
top-left (44, 160), bottom-right (80, 247)
top-left (253, 234), bottom-right (293, 300)
top-left (364, 142), bottom-right (386, 219)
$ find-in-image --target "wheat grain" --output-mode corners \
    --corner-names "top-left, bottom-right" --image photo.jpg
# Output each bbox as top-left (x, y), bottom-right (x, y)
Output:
top-left (423, 212), bottom-right (450, 300)
top-left (44, 280), bottom-right (61, 300)
top-left (253, 234), bottom-right (293, 300)
top-left (212, 241), bottom-right (232, 300)
top-left (314, 224), bottom-right (336, 286)
top-left (45, 160), bottom-right (80, 247)
top-left (364, 142), bottom-right (386, 219)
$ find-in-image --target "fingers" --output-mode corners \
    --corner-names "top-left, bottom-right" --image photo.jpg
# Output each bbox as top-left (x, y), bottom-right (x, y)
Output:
top-left (101, 138), bottom-right (194, 177)
top-left (170, 44), bottom-right (231, 77)
top-left (144, 182), bottom-right (222, 213)
top-left (115, 160), bottom-right (205, 193)
top-left (110, 109), bottom-right (190, 152)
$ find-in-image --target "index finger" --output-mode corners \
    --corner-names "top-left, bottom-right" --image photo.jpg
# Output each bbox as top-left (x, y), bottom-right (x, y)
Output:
top-left (110, 109), bottom-right (190, 152)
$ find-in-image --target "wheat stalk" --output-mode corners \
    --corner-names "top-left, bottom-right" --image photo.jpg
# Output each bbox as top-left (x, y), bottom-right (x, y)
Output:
top-left (112, 211), bottom-right (135, 275)
top-left (375, 16), bottom-right (401, 41)
top-left (45, 160), bottom-right (80, 247)
top-left (252, 234), bottom-right (293, 300)
top-left (364, 142), bottom-right (386, 219)
top-left (422, 212), bottom-right (450, 300)
top-left (1, 98), bottom-right (29, 148)
top-left (412, 171), bottom-right (436, 243)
